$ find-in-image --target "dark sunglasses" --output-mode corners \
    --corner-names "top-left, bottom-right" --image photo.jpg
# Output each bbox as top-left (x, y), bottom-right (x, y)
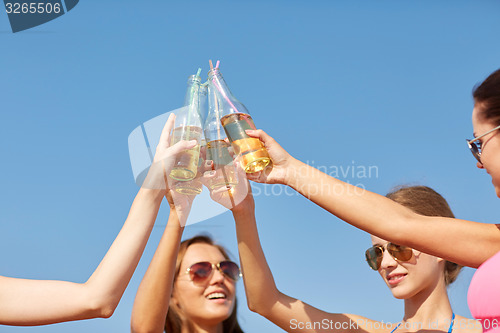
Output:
top-left (466, 124), bottom-right (500, 164)
top-left (185, 260), bottom-right (241, 284)
top-left (365, 243), bottom-right (413, 270)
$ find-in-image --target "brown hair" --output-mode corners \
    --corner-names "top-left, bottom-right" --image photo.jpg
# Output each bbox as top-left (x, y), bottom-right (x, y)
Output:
top-left (473, 68), bottom-right (500, 126)
top-left (386, 186), bottom-right (463, 285)
top-left (165, 235), bottom-right (244, 333)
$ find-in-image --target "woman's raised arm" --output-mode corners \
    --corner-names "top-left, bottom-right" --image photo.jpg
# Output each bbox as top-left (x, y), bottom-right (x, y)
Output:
top-left (245, 129), bottom-right (500, 268)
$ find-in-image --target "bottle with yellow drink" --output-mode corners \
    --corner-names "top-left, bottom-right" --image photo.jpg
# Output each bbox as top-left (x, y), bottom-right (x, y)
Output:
top-left (207, 62), bottom-right (271, 174)
top-left (169, 69), bottom-right (204, 194)
top-left (204, 80), bottom-right (238, 190)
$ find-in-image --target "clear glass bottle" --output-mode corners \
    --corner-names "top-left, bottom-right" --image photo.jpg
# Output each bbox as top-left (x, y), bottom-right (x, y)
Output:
top-left (169, 73), bottom-right (203, 192)
top-left (204, 83), bottom-right (238, 190)
top-left (207, 68), bottom-right (271, 173)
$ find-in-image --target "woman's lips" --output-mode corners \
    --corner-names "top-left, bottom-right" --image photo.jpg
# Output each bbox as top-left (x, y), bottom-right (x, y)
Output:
top-left (387, 273), bottom-right (407, 285)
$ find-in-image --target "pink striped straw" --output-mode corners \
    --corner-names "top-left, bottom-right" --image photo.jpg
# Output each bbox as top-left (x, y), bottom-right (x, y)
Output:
top-left (211, 60), bottom-right (241, 113)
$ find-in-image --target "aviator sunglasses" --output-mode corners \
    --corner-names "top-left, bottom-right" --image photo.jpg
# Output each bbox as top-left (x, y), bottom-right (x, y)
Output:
top-left (365, 243), bottom-right (413, 270)
top-left (466, 124), bottom-right (500, 164)
top-left (184, 260), bottom-right (242, 284)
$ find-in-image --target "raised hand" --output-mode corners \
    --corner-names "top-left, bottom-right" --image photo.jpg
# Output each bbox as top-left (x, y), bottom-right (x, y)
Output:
top-left (142, 113), bottom-right (197, 190)
top-left (244, 129), bottom-right (296, 185)
top-left (202, 161), bottom-right (254, 213)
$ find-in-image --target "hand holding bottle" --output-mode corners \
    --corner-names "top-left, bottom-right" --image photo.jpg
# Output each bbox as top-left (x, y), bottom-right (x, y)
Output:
top-left (142, 114), bottom-right (197, 190)
top-left (203, 162), bottom-right (253, 212)
top-left (244, 129), bottom-right (298, 185)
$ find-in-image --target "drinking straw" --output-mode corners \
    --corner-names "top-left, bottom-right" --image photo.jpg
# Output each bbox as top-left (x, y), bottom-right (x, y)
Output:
top-left (210, 60), bottom-right (241, 114)
top-left (209, 60), bottom-right (223, 140)
top-left (209, 60), bottom-right (235, 203)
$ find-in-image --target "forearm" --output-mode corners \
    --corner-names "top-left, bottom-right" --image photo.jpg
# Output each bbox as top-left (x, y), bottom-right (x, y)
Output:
top-left (285, 159), bottom-right (500, 267)
top-left (131, 209), bottom-right (184, 333)
top-left (233, 209), bottom-right (280, 315)
top-left (0, 188), bottom-right (164, 326)
top-left (0, 277), bottom-right (101, 326)
top-left (85, 188), bottom-right (164, 316)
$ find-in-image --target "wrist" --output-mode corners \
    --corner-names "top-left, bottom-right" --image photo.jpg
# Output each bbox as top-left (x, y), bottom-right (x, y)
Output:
top-left (283, 157), bottom-right (302, 187)
top-left (167, 207), bottom-right (186, 230)
top-left (232, 205), bottom-right (255, 219)
top-left (138, 187), bottom-right (165, 204)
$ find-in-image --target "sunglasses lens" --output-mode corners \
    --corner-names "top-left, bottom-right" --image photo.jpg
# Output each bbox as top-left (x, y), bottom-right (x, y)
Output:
top-left (365, 247), bottom-right (383, 270)
top-left (219, 261), bottom-right (241, 281)
top-left (387, 243), bottom-right (413, 261)
top-left (467, 140), bottom-right (482, 163)
top-left (189, 262), bottom-right (213, 283)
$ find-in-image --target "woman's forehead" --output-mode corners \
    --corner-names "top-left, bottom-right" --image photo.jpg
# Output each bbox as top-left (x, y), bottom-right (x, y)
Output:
top-left (370, 235), bottom-right (388, 245)
top-left (181, 243), bottom-right (226, 268)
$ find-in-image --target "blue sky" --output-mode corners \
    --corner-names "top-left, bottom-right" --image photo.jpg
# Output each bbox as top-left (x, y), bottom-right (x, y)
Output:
top-left (1, 1), bottom-right (500, 332)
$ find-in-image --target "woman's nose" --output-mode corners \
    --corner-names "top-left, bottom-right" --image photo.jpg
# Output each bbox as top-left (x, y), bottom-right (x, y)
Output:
top-left (380, 250), bottom-right (397, 270)
top-left (209, 267), bottom-right (225, 285)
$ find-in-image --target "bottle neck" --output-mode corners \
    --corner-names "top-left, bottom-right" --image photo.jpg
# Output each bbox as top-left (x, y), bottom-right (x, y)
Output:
top-left (184, 78), bottom-right (201, 107)
top-left (207, 70), bottom-right (248, 115)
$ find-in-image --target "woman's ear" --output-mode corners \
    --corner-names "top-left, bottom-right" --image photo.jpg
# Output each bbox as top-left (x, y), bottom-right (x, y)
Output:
top-left (170, 289), bottom-right (181, 309)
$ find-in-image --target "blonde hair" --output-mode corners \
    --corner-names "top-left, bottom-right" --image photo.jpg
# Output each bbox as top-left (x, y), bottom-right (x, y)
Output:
top-left (386, 185), bottom-right (462, 285)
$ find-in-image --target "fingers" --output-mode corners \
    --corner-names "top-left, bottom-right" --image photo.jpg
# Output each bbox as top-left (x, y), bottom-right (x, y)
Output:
top-left (168, 139), bottom-right (197, 155)
top-left (157, 113), bottom-right (176, 151)
top-left (245, 129), bottom-right (275, 146)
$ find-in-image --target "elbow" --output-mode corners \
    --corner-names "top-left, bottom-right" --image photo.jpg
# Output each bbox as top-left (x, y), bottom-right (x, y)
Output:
top-left (91, 301), bottom-right (117, 319)
top-left (130, 319), bottom-right (163, 333)
top-left (97, 304), bottom-right (116, 319)
top-left (246, 294), bottom-right (277, 316)
top-left (85, 295), bottom-right (118, 319)
top-left (247, 299), bottom-right (260, 314)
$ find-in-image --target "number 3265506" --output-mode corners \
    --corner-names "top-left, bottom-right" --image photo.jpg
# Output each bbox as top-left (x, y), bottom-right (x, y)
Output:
top-left (5, 2), bottom-right (62, 14)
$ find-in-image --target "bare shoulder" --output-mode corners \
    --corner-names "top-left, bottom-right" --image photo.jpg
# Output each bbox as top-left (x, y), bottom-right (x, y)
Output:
top-left (452, 315), bottom-right (482, 333)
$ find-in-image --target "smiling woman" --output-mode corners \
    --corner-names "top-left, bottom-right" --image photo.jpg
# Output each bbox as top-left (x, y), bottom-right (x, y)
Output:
top-left (165, 236), bottom-right (243, 333)
top-left (242, 68), bottom-right (500, 333)
top-left (230, 183), bottom-right (482, 333)
top-left (131, 226), bottom-right (244, 333)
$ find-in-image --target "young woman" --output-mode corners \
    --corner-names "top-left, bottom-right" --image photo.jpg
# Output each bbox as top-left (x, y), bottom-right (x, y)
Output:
top-left (0, 114), bottom-right (197, 326)
top-left (130, 184), bottom-right (244, 333)
top-left (228, 183), bottom-right (481, 333)
top-left (244, 68), bottom-right (500, 332)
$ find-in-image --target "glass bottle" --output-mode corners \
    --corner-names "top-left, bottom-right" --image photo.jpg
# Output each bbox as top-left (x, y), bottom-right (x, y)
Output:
top-left (169, 73), bottom-right (203, 192)
top-left (207, 68), bottom-right (271, 173)
top-left (204, 83), bottom-right (238, 190)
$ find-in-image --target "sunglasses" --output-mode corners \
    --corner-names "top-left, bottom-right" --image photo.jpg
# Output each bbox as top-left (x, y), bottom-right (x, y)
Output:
top-left (466, 124), bottom-right (500, 164)
top-left (184, 260), bottom-right (241, 284)
top-left (365, 243), bottom-right (413, 270)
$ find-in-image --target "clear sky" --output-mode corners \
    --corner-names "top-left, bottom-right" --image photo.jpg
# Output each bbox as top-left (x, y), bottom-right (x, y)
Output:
top-left (1, 1), bottom-right (500, 332)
